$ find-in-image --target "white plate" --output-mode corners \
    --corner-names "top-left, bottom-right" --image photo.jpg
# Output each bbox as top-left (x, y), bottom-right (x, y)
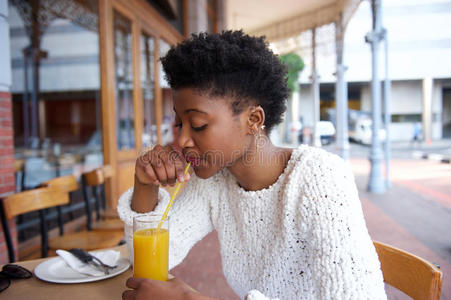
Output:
top-left (34, 255), bottom-right (131, 284)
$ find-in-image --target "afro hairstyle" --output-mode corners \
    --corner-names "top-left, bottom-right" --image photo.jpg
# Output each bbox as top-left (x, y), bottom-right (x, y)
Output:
top-left (160, 30), bottom-right (289, 132)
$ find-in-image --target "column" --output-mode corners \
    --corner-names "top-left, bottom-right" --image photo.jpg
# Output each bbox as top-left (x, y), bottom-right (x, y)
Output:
top-left (422, 77), bottom-right (433, 144)
top-left (311, 28), bottom-right (321, 147)
top-left (335, 17), bottom-right (350, 161)
top-left (366, 0), bottom-right (385, 193)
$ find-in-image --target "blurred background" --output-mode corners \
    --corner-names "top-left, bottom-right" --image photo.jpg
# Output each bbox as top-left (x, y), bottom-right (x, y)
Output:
top-left (0, 0), bottom-right (450, 299)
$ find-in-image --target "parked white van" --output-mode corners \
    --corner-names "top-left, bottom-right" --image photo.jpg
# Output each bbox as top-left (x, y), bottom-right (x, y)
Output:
top-left (349, 118), bottom-right (386, 145)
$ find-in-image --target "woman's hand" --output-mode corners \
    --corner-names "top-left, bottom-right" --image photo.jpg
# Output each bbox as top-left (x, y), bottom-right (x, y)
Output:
top-left (131, 145), bottom-right (190, 213)
top-left (135, 145), bottom-right (189, 187)
top-left (122, 277), bottom-right (195, 300)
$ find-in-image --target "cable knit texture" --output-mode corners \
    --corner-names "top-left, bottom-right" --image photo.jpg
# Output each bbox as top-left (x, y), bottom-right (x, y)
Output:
top-left (117, 145), bottom-right (387, 300)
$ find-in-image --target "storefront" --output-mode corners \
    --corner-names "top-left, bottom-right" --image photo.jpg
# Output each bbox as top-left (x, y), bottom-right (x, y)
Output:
top-left (3, 0), bottom-right (221, 259)
top-left (9, 0), bottom-right (204, 201)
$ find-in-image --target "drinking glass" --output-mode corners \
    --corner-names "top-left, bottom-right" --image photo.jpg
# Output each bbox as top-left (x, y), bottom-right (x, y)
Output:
top-left (133, 214), bottom-right (169, 281)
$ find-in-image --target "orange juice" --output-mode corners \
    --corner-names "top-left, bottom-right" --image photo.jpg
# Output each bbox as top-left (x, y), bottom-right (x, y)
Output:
top-left (133, 228), bottom-right (169, 280)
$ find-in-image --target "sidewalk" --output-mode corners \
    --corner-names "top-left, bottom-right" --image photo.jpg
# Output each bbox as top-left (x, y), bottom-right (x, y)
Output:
top-left (392, 138), bottom-right (451, 163)
top-left (171, 154), bottom-right (451, 300)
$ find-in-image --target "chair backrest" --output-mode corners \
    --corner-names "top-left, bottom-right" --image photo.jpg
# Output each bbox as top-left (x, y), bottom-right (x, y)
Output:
top-left (83, 165), bottom-right (114, 187)
top-left (1, 187), bottom-right (70, 220)
top-left (83, 168), bottom-right (105, 186)
top-left (373, 240), bottom-right (443, 300)
top-left (1, 187), bottom-right (71, 261)
top-left (101, 165), bottom-right (115, 179)
top-left (41, 175), bottom-right (79, 193)
top-left (81, 165), bottom-right (113, 229)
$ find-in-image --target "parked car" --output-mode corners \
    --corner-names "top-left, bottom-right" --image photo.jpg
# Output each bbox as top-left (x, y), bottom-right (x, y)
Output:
top-left (317, 121), bottom-right (336, 145)
top-left (298, 121), bottom-right (336, 145)
top-left (349, 118), bottom-right (386, 145)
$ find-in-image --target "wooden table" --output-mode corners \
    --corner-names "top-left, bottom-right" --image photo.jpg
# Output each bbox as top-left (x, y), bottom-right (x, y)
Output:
top-left (2, 245), bottom-right (133, 300)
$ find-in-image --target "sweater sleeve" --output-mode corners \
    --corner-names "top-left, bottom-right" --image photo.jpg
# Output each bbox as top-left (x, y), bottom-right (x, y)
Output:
top-left (303, 152), bottom-right (387, 300)
top-left (117, 174), bottom-right (215, 270)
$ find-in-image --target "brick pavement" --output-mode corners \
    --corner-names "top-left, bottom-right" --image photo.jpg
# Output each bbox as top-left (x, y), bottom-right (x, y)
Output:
top-left (171, 157), bottom-right (450, 300)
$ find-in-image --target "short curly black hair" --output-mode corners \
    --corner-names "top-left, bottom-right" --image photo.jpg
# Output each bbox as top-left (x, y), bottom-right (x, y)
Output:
top-left (160, 30), bottom-right (289, 132)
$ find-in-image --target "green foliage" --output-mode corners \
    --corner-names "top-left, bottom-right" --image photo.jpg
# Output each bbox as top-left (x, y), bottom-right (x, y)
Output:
top-left (279, 53), bottom-right (304, 95)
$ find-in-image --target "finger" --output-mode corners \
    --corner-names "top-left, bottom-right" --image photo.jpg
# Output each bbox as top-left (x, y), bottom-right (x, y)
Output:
top-left (137, 150), bottom-right (152, 167)
top-left (170, 150), bottom-right (187, 183)
top-left (160, 147), bottom-right (176, 186)
top-left (135, 154), bottom-right (157, 185)
top-left (143, 164), bottom-right (159, 185)
top-left (122, 289), bottom-right (136, 300)
top-left (150, 147), bottom-right (169, 186)
top-left (126, 277), bottom-right (145, 289)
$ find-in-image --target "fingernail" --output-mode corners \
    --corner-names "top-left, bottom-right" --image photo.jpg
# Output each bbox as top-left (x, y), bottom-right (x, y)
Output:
top-left (185, 173), bottom-right (190, 181)
top-left (153, 180), bottom-right (159, 185)
top-left (178, 176), bottom-right (185, 182)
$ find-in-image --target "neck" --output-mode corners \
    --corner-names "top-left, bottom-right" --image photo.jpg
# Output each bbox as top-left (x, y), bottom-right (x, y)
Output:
top-left (228, 138), bottom-right (292, 191)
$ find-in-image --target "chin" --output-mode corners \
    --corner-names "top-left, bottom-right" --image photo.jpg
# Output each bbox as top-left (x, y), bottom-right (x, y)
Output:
top-left (192, 163), bottom-right (221, 179)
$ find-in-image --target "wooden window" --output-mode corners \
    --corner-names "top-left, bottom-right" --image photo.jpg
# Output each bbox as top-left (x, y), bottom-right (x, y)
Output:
top-left (206, 0), bottom-right (217, 33)
top-left (113, 10), bottom-right (135, 150)
top-left (140, 33), bottom-right (157, 148)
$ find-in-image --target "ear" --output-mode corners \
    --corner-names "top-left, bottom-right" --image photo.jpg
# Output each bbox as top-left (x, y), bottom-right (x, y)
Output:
top-left (246, 106), bottom-right (265, 134)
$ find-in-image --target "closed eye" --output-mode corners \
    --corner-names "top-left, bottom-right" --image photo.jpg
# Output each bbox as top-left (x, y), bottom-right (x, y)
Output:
top-left (192, 124), bottom-right (207, 132)
top-left (173, 123), bottom-right (207, 132)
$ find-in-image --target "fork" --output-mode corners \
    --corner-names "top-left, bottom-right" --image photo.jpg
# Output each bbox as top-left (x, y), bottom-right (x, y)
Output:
top-left (69, 248), bottom-right (117, 275)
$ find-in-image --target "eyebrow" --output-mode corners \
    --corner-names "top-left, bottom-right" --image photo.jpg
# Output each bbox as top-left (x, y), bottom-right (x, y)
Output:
top-left (173, 107), bottom-right (208, 115)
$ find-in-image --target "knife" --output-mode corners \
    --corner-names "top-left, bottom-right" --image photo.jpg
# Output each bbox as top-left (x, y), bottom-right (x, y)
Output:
top-left (69, 248), bottom-right (117, 275)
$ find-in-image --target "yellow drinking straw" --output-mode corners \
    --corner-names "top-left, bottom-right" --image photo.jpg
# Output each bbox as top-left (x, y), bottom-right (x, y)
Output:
top-left (158, 162), bottom-right (191, 229)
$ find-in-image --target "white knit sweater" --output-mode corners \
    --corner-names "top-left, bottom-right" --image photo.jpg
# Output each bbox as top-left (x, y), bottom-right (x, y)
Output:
top-left (117, 145), bottom-right (387, 300)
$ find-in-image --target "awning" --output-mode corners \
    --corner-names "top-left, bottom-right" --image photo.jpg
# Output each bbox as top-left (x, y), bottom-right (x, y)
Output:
top-left (227, 0), bottom-right (361, 42)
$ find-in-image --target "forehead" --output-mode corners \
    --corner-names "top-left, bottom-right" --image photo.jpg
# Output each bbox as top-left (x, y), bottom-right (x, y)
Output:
top-left (172, 88), bottom-right (233, 115)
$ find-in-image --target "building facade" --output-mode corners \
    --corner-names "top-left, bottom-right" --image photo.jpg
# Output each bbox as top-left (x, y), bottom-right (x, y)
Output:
top-left (0, 0), bottom-right (224, 263)
top-left (297, 0), bottom-right (451, 142)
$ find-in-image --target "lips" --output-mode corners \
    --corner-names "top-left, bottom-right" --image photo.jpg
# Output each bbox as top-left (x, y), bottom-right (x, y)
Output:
top-left (185, 156), bottom-right (201, 167)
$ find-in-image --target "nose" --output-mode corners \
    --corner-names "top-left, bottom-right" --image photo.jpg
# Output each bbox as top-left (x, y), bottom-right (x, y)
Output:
top-left (177, 126), bottom-right (194, 149)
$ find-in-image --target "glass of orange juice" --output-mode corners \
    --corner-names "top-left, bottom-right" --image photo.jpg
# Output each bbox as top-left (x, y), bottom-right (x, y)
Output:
top-left (133, 214), bottom-right (169, 281)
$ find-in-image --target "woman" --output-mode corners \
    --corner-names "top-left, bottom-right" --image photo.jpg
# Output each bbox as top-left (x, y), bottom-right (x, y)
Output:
top-left (119, 30), bottom-right (386, 300)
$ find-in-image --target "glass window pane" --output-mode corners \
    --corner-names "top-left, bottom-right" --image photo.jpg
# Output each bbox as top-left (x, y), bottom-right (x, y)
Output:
top-left (113, 11), bottom-right (135, 150)
top-left (140, 33), bottom-right (157, 148)
top-left (9, 0), bottom-right (102, 242)
top-left (10, 0), bottom-right (103, 178)
top-left (159, 40), bottom-right (174, 146)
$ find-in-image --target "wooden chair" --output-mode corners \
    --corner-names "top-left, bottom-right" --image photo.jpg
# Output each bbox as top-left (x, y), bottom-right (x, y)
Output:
top-left (41, 174), bottom-right (123, 242)
top-left (374, 240), bottom-right (443, 300)
top-left (82, 166), bottom-right (123, 231)
top-left (40, 175), bottom-right (79, 236)
top-left (0, 185), bottom-right (124, 263)
top-left (0, 188), bottom-right (67, 262)
top-left (1, 187), bottom-right (124, 262)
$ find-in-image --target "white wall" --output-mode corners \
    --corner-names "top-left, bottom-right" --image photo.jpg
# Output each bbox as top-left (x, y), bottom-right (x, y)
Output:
top-left (391, 81), bottom-right (422, 114)
top-left (298, 0), bottom-right (451, 84)
top-left (359, 80), bottom-right (443, 140)
top-left (344, 0), bottom-right (451, 82)
top-left (0, 0), bottom-right (11, 92)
